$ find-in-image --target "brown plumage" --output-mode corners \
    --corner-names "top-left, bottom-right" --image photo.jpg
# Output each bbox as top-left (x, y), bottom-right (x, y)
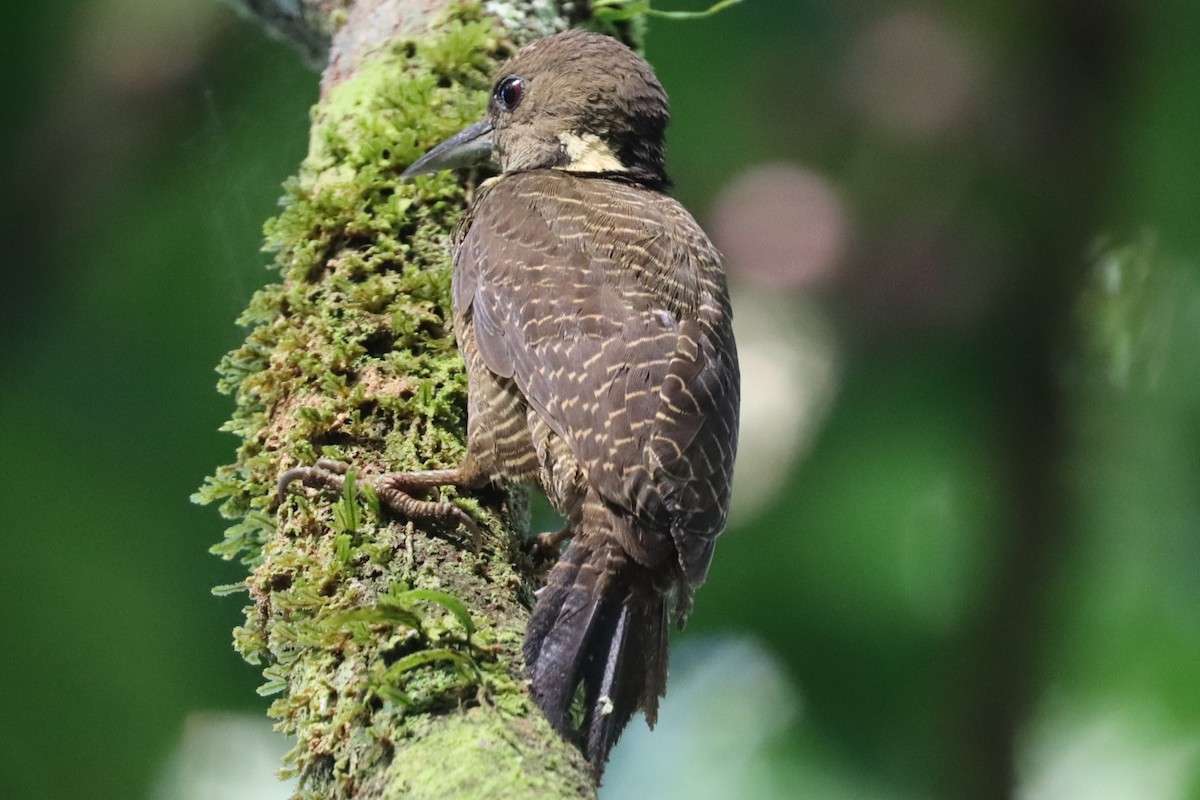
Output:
top-left (282, 29), bottom-right (739, 772)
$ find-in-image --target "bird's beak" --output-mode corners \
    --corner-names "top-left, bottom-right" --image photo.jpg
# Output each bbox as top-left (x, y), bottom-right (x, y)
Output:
top-left (401, 119), bottom-right (495, 178)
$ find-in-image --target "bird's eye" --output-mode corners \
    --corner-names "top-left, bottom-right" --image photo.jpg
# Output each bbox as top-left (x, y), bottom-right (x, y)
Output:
top-left (495, 76), bottom-right (525, 112)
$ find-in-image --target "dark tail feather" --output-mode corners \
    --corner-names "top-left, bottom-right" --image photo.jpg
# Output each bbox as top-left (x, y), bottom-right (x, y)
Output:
top-left (524, 540), bottom-right (604, 733)
top-left (524, 538), bottom-right (669, 773)
top-left (580, 585), bottom-right (668, 766)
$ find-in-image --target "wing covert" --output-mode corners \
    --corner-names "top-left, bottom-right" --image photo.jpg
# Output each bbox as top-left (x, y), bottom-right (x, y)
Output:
top-left (455, 172), bottom-right (738, 551)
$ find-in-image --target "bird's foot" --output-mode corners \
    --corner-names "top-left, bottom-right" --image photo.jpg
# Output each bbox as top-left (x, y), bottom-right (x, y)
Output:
top-left (374, 470), bottom-right (483, 552)
top-left (277, 460), bottom-right (482, 552)
top-left (529, 527), bottom-right (571, 563)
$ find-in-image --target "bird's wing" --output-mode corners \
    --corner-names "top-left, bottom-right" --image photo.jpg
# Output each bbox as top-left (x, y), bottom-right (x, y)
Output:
top-left (456, 173), bottom-right (738, 566)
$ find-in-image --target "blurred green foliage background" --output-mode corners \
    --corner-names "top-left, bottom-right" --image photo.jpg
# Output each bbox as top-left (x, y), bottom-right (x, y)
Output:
top-left (2, 1), bottom-right (1198, 799)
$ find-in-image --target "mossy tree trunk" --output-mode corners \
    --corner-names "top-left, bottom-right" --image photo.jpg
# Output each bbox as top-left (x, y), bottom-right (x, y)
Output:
top-left (197, 2), bottom-right (627, 797)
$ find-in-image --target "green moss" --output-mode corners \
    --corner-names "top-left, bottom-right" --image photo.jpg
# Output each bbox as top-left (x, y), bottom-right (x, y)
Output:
top-left (376, 709), bottom-right (593, 800)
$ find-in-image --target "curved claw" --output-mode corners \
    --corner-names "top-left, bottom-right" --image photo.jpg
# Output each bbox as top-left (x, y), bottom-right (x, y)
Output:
top-left (274, 459), bottom-right (351, 507)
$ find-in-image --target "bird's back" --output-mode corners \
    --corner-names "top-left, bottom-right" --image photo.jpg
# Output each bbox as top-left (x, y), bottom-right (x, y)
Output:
top-left (454, 170), bottom-right (738, 584)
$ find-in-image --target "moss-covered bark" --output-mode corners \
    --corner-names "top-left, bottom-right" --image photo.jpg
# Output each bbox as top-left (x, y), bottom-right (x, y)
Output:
top-left (195, 2), bottom-right (615, 796)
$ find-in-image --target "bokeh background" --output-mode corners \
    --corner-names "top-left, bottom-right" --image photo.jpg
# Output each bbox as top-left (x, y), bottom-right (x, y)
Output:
top-left (3, 1), bottom-right (1199, 798)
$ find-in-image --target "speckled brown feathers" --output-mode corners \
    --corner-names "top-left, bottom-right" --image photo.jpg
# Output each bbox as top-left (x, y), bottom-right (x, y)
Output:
top-left (455, 171), bottom-right (737, 583)
top-left (291, 29), bottom-right (741, 773)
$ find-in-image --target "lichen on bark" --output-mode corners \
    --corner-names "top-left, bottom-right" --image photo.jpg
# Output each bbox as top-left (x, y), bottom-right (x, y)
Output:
top-left (194, 3), bottom-right (596, 796)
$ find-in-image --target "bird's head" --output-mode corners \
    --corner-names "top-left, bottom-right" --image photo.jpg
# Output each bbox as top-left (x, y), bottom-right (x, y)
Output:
top-left (403, 29), bottom-right (670, 186)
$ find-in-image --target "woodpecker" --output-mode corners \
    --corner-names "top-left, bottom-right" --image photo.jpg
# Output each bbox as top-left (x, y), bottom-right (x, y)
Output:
top-left (283, 29), bottom-right (739, 771)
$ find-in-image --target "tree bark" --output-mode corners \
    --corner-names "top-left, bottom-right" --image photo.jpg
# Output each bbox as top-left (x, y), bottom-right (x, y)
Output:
top-left (198, 2), bottom-right (620, 797)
